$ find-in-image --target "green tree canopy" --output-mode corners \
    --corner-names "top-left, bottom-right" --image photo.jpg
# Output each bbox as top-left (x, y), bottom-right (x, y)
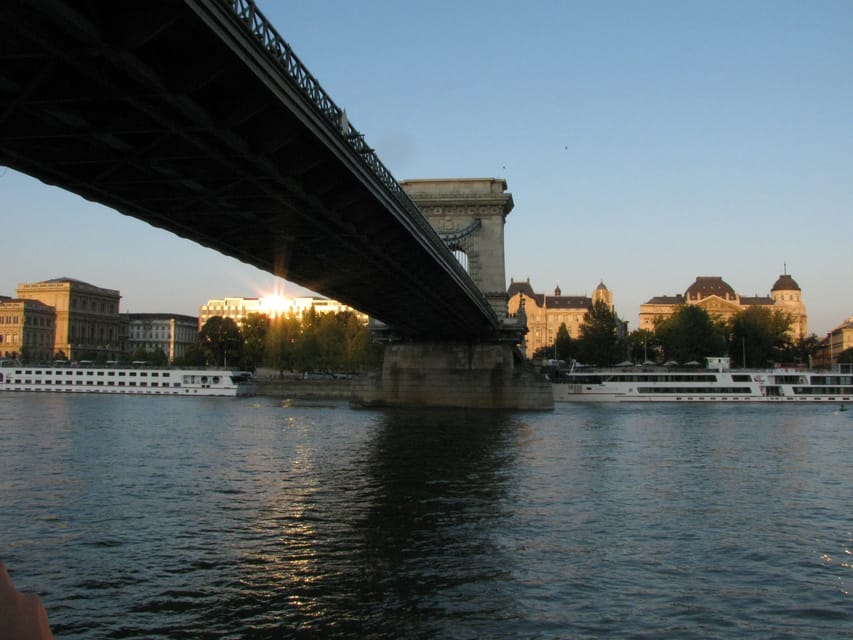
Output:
top-left (837, 347), bottom-right (853, 364)
top-left (241, 313), bottom-right (269, 371)
top-left (654, 305), bottom-right (727, 365)
top-left (778, 333), bottom-right (821, 367)
top-left (131, 346), bottom-right (168, 366)
top-left (264, 313), bottom-right (302, 373)
top-left (198, 316), bottom-right (243, 367)
top-left (577, 300), bottom-right (622, 366)
top-left (175, 343), bottom-right (208, 367)
top-left (728, 306), bottom-right (792, 367)
top-left (262, 310), bottom-right (379, 374)
top-left (626, 328), bottom-right (658, 364)
top-left (554, 323), bottom-right (573, 361)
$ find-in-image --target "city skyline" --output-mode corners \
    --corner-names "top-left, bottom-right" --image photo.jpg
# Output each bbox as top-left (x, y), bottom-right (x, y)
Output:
top-left (2, 1), bottom-right (851, 336)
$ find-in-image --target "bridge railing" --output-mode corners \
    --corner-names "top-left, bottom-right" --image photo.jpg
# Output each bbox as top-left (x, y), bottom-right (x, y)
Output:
top-left (223, 0), bottom-right (494, 320)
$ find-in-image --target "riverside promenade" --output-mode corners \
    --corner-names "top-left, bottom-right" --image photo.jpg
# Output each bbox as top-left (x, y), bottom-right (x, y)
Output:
top-left (254, 376), bottom-right (352, 401)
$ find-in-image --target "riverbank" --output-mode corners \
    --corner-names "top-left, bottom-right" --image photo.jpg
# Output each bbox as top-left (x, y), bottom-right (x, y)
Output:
top-left (255, 377), bottom-right (352, 400)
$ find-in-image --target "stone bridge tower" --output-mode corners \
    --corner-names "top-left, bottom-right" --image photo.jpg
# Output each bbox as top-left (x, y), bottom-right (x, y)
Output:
top-left (400, 178), bottom-right (513, 321)
top-left (351, 177), bottom-right (552, 410)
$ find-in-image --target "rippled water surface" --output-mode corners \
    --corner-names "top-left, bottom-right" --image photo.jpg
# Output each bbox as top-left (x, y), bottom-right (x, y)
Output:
top-left (1, 394), bottom-right (852, 638)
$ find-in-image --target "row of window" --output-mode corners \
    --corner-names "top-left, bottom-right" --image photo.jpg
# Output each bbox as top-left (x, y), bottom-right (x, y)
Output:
top-left (636, 386), bottom-right (752, 394)
top-left (15, 369), bottom-right (170, 377)
top-left (71, 298), bottom-right (119, 314)
top-left (792, 387), bottom-right (853, 395)
top-left (8, 370), bottom-right (222, 385)
top-left (4, 379), bottom-right (179, 387)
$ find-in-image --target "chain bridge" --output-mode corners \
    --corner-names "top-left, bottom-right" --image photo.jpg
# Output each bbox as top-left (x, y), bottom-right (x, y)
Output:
top-left (0, 0), bottom-right (552, 408)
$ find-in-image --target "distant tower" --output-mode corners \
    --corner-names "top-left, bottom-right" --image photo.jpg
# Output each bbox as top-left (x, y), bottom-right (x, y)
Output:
top-left (592, 280), bottom-right (613, 311)
top-left (771, 272), bottom-right (807, 337)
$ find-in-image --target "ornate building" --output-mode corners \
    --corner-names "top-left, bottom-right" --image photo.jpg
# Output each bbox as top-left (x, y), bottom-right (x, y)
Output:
top-left (126, 313), bottom-right (198, 363)
top-left (639, 274), bottom-right (807, 337)
top-left (815, 315), bottom-right (853, 368)
top-left (198, 295), bottom-right (366, 330)
top-left (15, 278), bottom-right (125, 360)
top-left (0, 297), bottom-right (56, 361)
top-left (507, 278), bottom-right (614, 356)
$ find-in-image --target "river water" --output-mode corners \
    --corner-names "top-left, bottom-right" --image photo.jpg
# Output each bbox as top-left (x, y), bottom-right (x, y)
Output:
top-left (1, 393), bottom-right (851, 639)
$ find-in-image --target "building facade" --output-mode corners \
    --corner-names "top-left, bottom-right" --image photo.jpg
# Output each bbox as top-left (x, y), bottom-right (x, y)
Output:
top-left (639, 274), bottom-right (808, 338)
top-left (814, 315), bottom-right (853, 368)
top-left (507, 278), bottom-right (614, 356)
top-left (198, 295), bottom-right (366, 330)
top-left (0, 297), bottom-right (56, 361)
top-left (15, 278), bottom-right (125, 360)
top-left (126, 313), bottom-right (198, 363)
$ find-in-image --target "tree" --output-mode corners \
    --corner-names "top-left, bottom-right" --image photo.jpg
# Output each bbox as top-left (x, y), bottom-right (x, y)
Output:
top-left (241, 313), bottom-right (269, 371)
top-left (576, 300), bottom-right (622, 366)
top-left (554, 323), bottom-right (573, 361)
top-left (340, 311), bottom-right (381, 370)
top-left (264, 313), bottom-right (302, 374)
top-left (655, 305), bottom-right (726, 365)
top-left (198, 316), bottom-right (243, 367)
top-left (778, 333), bottom-right (821, 367)
top-left (131, 346), bottom-right (168, 366)
top-left (835, 347), bottom-right (853, 364)
top-left (175, 343), bottom-right (208, 367)
top-left (531, 323), bottom-right (574, 362)
top-left (627, 328), bottom-right (658, 364)
top-left (728, 306), bottom-right (792, 368)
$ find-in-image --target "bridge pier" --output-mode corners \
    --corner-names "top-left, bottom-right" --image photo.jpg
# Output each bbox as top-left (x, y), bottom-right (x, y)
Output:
top-left (350, 340), bottom-right (553, 410)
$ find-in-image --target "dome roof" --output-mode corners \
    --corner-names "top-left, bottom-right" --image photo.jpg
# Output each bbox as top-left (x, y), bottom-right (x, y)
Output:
top-left (595, 281), bottom-right (608, 291)
top-left (685, 276), bottom-right (736, 300)
top-left (771, 274), bottom-right (800, 291)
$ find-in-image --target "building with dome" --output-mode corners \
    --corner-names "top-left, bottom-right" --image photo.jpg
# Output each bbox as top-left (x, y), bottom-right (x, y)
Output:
top-left (639, 273), bottom-right (807, 338)
top-left (507, 278), bottom-right (615, 356)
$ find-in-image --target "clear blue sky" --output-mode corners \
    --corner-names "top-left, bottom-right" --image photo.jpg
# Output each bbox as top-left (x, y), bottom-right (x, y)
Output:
top-left (2, 1), bottom-right (851, 336)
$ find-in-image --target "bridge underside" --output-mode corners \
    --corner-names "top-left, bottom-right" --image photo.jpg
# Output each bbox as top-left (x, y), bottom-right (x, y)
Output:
top-left (0, 1), bottom-right (497, 338)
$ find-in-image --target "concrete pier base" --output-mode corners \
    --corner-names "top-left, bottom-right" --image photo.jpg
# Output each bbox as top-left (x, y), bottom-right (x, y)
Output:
top-left (350, 341), bottom-right (553, 410)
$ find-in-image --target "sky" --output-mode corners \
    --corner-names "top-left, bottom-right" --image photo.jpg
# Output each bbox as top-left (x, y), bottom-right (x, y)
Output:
top-left (2, 0), bottom-right (851, 336)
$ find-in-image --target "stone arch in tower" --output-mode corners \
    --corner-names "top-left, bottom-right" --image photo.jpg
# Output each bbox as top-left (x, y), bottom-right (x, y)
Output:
top-left (400, 178), bottom-right (514, 321)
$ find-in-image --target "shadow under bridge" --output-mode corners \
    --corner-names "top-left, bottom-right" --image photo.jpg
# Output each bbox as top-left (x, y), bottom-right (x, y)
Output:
top-left (0, 0), bottom-right (499, 338)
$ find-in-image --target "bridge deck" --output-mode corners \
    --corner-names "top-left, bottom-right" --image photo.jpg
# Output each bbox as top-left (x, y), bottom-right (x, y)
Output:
top-left (0, 0), bottom-right (498, 338)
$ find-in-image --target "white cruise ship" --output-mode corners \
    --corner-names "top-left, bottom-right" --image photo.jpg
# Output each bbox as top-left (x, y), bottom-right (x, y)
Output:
top-left (0, 362), bottom-right (256, 397)
top-left (552, 357), bottom-right (853, 403)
